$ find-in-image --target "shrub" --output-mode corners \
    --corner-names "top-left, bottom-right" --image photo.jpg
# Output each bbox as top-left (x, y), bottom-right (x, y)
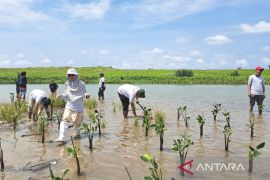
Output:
top-left (175, 70), bottom-right (193, 77)
top-left (230, 70), bottom-right (240, 77)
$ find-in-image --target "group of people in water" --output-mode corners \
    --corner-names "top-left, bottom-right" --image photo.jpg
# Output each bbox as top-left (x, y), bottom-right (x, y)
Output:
top-left (15, 68), bottom-right (145, 142)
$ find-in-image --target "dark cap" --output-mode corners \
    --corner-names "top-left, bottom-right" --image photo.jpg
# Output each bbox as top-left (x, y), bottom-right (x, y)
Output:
top-left (137, 89), bottom-right (145, 98)
top-left (41, 97), bottom-right (51, 107)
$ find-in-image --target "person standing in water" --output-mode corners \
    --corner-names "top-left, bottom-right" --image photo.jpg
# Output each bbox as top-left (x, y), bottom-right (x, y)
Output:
top-left (248, 66), bottom-right (265, 115)
top-left (56, 68), bottom-right (90, 142)
top-left (49, 80), bottom-right (58, 98)
top-left (98, 73), bottom-right (105, 100)
top-left (18, 71), bottom-right (27, 101)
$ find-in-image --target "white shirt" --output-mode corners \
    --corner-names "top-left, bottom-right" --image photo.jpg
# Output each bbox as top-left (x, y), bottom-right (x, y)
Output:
top-left (118, 84), bottom-right (140, 103)
top-left (248, 75), bottom-right (265, 95)
top-left (99, 77), bottom-right (105, 88)
top-left (29, 89), bottom-right (46, 106)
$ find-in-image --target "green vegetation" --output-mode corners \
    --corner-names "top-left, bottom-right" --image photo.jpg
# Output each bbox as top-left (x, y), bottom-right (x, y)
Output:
top-left (177, 106), bottom-right (190, 127)
top-left (0, 67), bottom-right (268, 84)
top-left (175, 69), bottom-right (193, 77)
top-left (82, 122), bottom-right (97, 150)
top-left (141, 154), bottom-right (163, 180)
top-left (172, 134), bottom-right (194, 176)
top-left (143, 108), bottom-right (152, 136)
top-left (212, 103), bottom-right (222, 121)
top-left (248, 142), bottom-right (265, 173)
top-left (67, 137), bottom-right (81, 175)
top-left (230, 70), bottom-right (240, 76)
top-left (151, 111), bottom-right (166, 151)
top-left (223, 125), bottom-right (232, 151)
top-left (49, 163), bottom-right (69, 180)
top-left (39, 116), bottom-right (46, 143)
top-left (196, 114), bottom-right (206, 137)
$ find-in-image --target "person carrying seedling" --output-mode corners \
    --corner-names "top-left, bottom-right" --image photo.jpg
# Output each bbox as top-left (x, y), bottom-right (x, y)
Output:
top-left (117, 84), bottom-right (145, 119)
top-left (55, 68), bottom-right (90, 142)
top-left (98, 73), bottom-right (105, 100)
top-left (28, 89), bottom-right (51, 122)
top-left (49, 80), bottom-right (58, 97)
top-left (18, 71), bottom-right (27, 101)
top-left (248, 66), bottom-right (265, 115)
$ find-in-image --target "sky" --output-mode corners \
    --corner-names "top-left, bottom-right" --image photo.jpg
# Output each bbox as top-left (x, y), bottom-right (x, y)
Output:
top-left (0, 0), bottom-right (270, 69)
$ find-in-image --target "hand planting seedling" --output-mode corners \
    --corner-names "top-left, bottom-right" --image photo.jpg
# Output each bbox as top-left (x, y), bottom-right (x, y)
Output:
top-left (67, 137), bottom-right (81, 175)
top-left (222, 111), bottom-right (231, 128)
top-left (141, 154), bottom-right (163, 180)
top-left (223, 125), bottom-right (232, 151)
top-left (196, 114), bottom-right (206, 137)
top-left (211, 103), bottom-right (222, 121)
top-left (82, 122), bottom-right (97, 150)
top-left (248, 142), bottom-right (265, 173)
top-left (151, 110), bottom-right (166, 151)
top-left (172, 134), bottom-right (194, 176)
top-left (49, 163), bottom-right (69, 180)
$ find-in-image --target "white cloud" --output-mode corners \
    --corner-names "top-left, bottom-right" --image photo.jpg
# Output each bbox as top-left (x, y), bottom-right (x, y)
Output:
top-left (0, 59), bottom-right (11, 66)
top-left (142, 48), bottom-right (164, 54)
top-left (204, 35), bottom-right (232, 45)
top-left (125, 0), bottom-right (217, 26)
top-left (14, 60), bottom-right (32, 66)
top-left (99, 49), bottom-right (110, 55)
top-left (196, 58), bottom-right (205, 63)
top-left (17, 53), bottom-right (25, 58)
top-left (162, 55), bottom-right (190, 62)
top-left (262, 46), bottom-right (270, 52)
top-left (189, 50), bottom-right (201, 57)
top-left (0, 0), bottom-right (48, 25)
top-left (235, 59), bottom-right (248, 67)
top-left (63, 0), bottom-right (111, 20)
top-left (241, 21), bottom-right (270, 33)
top-left (40, 58), bottom-right (51, 64)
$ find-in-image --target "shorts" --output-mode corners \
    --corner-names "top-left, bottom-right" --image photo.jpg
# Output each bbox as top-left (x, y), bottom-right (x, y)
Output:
top-left (19, 87), bottom-right (27, 95)
top-left (98, 87), bottom-right (105, 97)
top-left (118, 93), bottom-right (129, 112)
top-left (62, 108), bottom-right (84, 128)
top-left (250, 95), bottom-right (265, 107)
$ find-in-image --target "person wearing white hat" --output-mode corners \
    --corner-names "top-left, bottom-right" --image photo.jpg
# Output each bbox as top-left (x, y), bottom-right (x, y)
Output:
top-left (56, 68), bottom-right (90, 142)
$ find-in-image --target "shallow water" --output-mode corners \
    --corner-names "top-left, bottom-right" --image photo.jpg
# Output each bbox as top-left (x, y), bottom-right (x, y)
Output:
top-left (0, 84), bottom-right (270, 180)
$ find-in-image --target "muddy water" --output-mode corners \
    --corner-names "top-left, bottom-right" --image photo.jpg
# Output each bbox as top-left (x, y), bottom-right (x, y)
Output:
top-left (0, 84), bottom-right (270, 180)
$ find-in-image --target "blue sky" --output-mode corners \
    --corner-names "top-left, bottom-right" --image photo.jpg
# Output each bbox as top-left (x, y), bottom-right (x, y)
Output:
top-left (0, 0), bottom-right (270, 69)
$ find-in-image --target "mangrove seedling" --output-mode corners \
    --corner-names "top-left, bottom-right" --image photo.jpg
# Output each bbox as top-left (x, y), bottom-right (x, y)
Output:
top-left (258, 105), bottom-right (264, 115)
top-left (143, 107), bottom-right (152, 136)
top-left (248, 142), bottom-right (265, 173)
top-left (172, 134), bottom-right (194, 176)
top-left (94, 110), bottom-right (102, 137)
top-left (67, 137), bottom-right (81, 175)
top-left (177, 106), bottom-right (186, 121)
top-left (84, 99), bottom-right (98, 110)
top-left (211, 103), bottom-right (222, 121)
top-left (248, 118), bottom-right (254, 138)
top-left (141, 154), bottom-right (163, 180)
top-left (177, 106), bottom-right (190, 127)
top-left (82, 122), bottom-right (97, 150)
top-left (223, 125), bottom-right (232, 151)
top-left (196, 114), bottom-right (206, 137)
top-left (112, 101), bottom-right (117, 112)
top-left (39, 116), bottom-right (46, 143)
top-left (151, 111), bottom-right (166, 151)
top-left (49, 163), bottom-right (69, 180)
top-left (0, 138), bottom-right (4, 173)
top-left (222, 111), bottom-right (231, 128)
top-left (133, 117), bottom-right (139, 127)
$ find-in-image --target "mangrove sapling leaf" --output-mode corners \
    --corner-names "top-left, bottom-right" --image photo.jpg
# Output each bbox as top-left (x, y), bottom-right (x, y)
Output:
top-left (153, 111), bottom-right (166, 151)
top-left (67, 137), bottom-right (81, 175)
top-left (196, 114), bottom-right (205, 137)
top-left (143, 108), bottom-right (152, 136)
top-left (172, 134), bottom-right (194, 176)
top-left (0, 138), bottom-right (4, 173)
top-left (248, 142), bottom-right (265, 173)
top-left (141, 154), bottom-right (163, 180)
top-left (177, 106), bottom-right (187, 121)
top-left (222, 111), bottom-right (231, 128)
top-left (39, 116), bottom-right (47, 143)
top-left (212, 103), bottom-right (222, 121)
top-left (94, 110), bottom-right (102, 137)
top-left (223, 125), bottom-right (232, 151)
top-left (49, 163), bottom-right (69, 180)
top-left (82, 123), bottom-right (97, 150)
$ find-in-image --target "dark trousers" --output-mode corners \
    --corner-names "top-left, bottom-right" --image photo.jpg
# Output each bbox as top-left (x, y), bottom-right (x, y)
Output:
top-left (98, 88), bottom-right (105, 99)
top-left (250, 95), bottom-right (264, 107)
top-left (118, 93), bottom-right (129, 111)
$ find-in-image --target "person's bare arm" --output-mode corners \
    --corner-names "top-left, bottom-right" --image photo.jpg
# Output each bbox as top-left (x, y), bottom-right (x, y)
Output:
top-left (131, 103), bottom-right (137, 117)
top-left (33, 103), bottom-right (40, 121)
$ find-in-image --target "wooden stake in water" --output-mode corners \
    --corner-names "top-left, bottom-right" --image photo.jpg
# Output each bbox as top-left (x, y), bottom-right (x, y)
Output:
top-left (0, 138), bottom-right (5, 173)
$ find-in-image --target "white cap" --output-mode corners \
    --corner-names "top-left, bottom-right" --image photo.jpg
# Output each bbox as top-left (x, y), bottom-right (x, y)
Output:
top-left (67, 68), bottom-right (79, 75)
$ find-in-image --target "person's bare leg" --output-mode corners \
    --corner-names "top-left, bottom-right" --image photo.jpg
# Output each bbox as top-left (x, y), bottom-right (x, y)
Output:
top-left (123, 111), bottom-right (128, 119)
